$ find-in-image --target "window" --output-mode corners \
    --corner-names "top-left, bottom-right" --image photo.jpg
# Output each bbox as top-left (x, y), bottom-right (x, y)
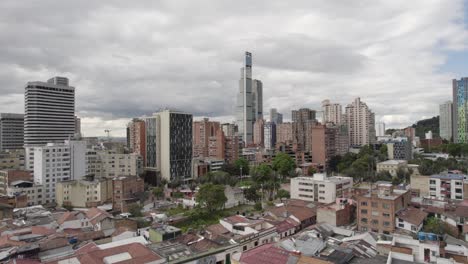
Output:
top-left (383, 221), bottom-right (390, 227)
top-left (372, 211), bottom-right (379, 216)
top-left (383, 213), bottom-right (390, 218)
top-left (361, 209), bottom-right (368, 214)
top-left (361, 218), bottom-right (368, 224)
top-left (430, 180), bottom-right (436, 184)
top-left (361, 201), bottom-right (368, 206)
top-left (371, 202), bottom-right (378, 208)
top-left (382, 203), bottom-right (390, 209)
top-left (371, 219), bottom-right (379, 225)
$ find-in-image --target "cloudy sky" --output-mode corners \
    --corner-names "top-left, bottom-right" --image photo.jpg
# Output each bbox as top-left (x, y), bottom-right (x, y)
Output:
top-left (1, 0), bottom-right (467, 137)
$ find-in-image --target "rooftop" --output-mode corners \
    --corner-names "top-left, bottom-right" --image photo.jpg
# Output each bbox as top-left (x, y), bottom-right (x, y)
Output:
top-left (377, 160), bottom-right (408, 165)
top-left (396, 207), bottom-right (428, 226)
top-left (430, 173), bottom-right (465, 180)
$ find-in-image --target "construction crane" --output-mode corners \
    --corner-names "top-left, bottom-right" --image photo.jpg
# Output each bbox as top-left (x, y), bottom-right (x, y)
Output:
top-left (104, 129), bottom-right (111, 141)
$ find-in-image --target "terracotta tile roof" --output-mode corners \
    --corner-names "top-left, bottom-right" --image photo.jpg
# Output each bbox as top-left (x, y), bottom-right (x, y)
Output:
top-left (397, 207), bottom-right (428, 226)
top-left (240, 243), bottom-right (298, 264)
top-left (275, 218), bottom-right (298, 233)
top-left (31, 226), bottom-right (56, 236)
top-left (223, 215), bottom-right (249, 224)
top-left (206, 224), bottom-right (230, 235)
top-left (297, 255), bottom-right (334, 264)
top-left (0, 234), bottom-right (26, 248)
top-left (57, 211), bottom-right (85, 225)
top-left (48, 242), bottom-right (162, 264)
top-left (85, 208), bottom-right (112, 226)
top-left (266, 203), bottom-right (316, 222)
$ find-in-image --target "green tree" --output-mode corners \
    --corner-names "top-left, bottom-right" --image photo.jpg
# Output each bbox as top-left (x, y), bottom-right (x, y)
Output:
top-left (447, 144), bottom-right (462, 157)
top-left (307, 166), bottom-right (317, 176)
top-left (424, 217), bottom-right (447, 235)
top-left (251, 164), bottom-right (280, 200)
top-left (244, 187), bottom-right (261, 203)
top-left (272, 152), bottom-right (295, 179)
top-left (196, 184), bottom-right (227, 212)
top-left (234, 158), bottom-right (250, 176)
top-left (127, 203), bottom-right (143, 217)
top-left (276, 189), bottom-right (290, 200)
top-left (153, 187), bottom-right (164, 200)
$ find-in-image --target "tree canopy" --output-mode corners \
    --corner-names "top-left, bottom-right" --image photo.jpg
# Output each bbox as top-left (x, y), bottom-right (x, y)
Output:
top-left (272, 152), bottom-right (295, 178)
top-left (196, 183), bottom-right (227, 212)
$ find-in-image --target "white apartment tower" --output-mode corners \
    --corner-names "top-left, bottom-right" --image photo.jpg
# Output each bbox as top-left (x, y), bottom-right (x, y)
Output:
top-left (376, 122), bottom-right (386, 137)
top-left (439, 101), bottom-right (453, 141)
top-left (236, 52), bottom-right (263, 145)
top-left (322, 99), bottom-right (343, 125)
top-left (33, 140), bottom-right (86, 204)
top-left (345, 98), bottom-right (376, 146)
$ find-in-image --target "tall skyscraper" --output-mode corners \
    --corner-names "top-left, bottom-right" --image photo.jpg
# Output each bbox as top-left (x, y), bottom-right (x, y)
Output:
top-left (439, 101), bottom-right (453, 141)
top-left (24, 76), bottom-right (75, 146)
top-left (345, 98), bottom-right (376, 146)
top-left (145, 110), bottom-right (192, 183)
top-left (264, 122), bottom-right (276, 150)
top-left (0, 113), bottom-right (24, 151)
top-left (375, 122), bottom-right (386, 137)
top-left (269, 108), bottom-right (283, 124)
top-left (322, 99), bottom-right (343, 125)
top-left (253, 119), bottom-right (265, 147)
top-left (452, 78), bottom-right (468, 143)
top-left (236, 52), bottom-right (263, 146)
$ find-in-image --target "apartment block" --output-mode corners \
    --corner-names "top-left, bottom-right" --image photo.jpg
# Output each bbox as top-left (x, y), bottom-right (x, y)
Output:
top-left (290, 174), bottom-right (353, 203)
top-left (0, 170), bottom-right (32, 195)
top-left (322, 99), bottom-right (342, 125)
top-left (127, 118), bottom-right (146, 165)
top-left (276, 123), bottom-right (293, 144)
top-left (33, 140), bottom-right (86, 204)
top-left (112, 176), bottom-right (145, 212)
top-left (86, 150), bottom-right (143, 178)
top-left (0, 150), bottom-right (24, 170)
top-left (385, 137), bottom-right (413, 160)
top-left (56, 177), bottom-right (112, 208)
top-left (0, 113), bottom-right (24, 152)
top-left (345, 97), bottom-right (376, 146)
top-left (263, 122), bottom-right (276, 150)
top-left (428, 174), bottom-right (465, 200)
top-left (356, 182), bottom-right (411, 234)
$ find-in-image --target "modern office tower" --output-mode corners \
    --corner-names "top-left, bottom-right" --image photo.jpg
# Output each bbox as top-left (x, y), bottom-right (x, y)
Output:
top-left (0, 113), bottom-right (24, 151)
top-left (439, 101), bottom-right (453, 141)
top-left (24, 76), bottom-right (75, 146)
top-left (375, 122), bottom-right (386, 137)
top-left (385, 137), bottom-right (413, 160)
top-left (193, 118), bottom-right (223, 159)
top-left (253, 119), bottom-right (265, 147)
top-left (74, 116), bottom-right (81, 136)
top-left (276, 123), bottom-right (293, 144)
top-left (127, 118), bottom-right (146, 164)
top-left (146, 110), bottom-right (192, 183)
top-left (453, 78), bottom-right (468, 143)
top-left (269, 108), bottom-right (283, 124)
top-left (33, 140), bottom-right (86, 204)
top-left (322, 100), bottom-right (343, 125)
top-left (292, 108), bottom-right (317, 151)
top-left (345, 98), bottom-right (376, 146)
top-left (236, 52), bottom-right (263, 146)
top-left (264, 122), bottom-right (276, 150)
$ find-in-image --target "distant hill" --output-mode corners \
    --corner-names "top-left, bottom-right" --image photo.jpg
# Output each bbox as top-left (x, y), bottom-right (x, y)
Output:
top-left (412, 116), bottom-right (439, 138)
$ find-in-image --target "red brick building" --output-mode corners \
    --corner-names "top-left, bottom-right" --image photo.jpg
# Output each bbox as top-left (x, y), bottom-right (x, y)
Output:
top-left (127, 119), bottom-right (146, 164)
top-left (112, 176), bottom-right (145, 213)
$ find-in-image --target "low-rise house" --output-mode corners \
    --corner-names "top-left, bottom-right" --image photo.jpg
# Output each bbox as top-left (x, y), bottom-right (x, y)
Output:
top-left (56, 177), bottom-right (112, 208)
top-left (395, 207), bottom-right (428, 234)
top-left (149, 224), bottom-right (182, 243)
top-left (85, 208), bottom-right (114, 234)
top-left (264, 200), bottom-right (317, 230)
top-left (316, 198), bottom-right (356, 226)
top-left (57, 211), bottom-right (91, 230)
top-left (377, 160), bottom-right (408, 177)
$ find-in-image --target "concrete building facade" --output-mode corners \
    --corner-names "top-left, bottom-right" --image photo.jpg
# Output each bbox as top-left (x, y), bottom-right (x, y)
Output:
top-left (56, 177), bottom-right (112, 208)
top-left (439, 101), bottom-right (453, 141)
top-left (127, 119), bottom-right (146, 165)
top-left (345, 98), bottom-right (376, 146)
top-left (263, 122), bottom-right (276, 150)
top-left (276, 123), bottom-right (293, 144)
top-left (0, 113), bottom-right (24, 152)
top-left (452, 78), bottom-right (468, 143)
top-left (86, 150), bottom-right (143, 178)
top-left (322, 100), bottom-right (342, 125)
top-left (290, 174), bottom-right (353, 204)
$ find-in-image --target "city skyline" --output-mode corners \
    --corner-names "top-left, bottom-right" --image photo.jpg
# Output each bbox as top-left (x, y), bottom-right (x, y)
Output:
top-left (0, 1), bottom-right (468, 137)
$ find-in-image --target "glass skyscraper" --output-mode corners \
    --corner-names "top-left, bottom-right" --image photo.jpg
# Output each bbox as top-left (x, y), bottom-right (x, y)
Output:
top-left (452, 78), bottom-right (468, 143)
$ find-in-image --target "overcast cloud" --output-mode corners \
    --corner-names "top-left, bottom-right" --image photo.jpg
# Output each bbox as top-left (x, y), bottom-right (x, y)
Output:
top-left (0, 0), bottom-right (467, 136)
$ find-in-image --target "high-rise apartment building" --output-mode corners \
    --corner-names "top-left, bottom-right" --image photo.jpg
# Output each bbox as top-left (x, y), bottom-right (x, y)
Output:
top-left (193, 118), bottom-right (222, 158)
top-left (269, 108), bottom-right (283, 124)
top-left (292, 108), bottom-right (316, 151)
top-left (253, 119), bottom-right (265, 147)
top-left (86, 150), bottom-right (143, 178)
top-left (33, 140), bottom-right (86, 204)
top-left (263, 122), bottom-right (276, 150)
top-left (74, 116), bottom-right (81, 136)
top-left (309, 124), bottom-right (337, 169)
top-left (146, 110), bottom-right (192, 183)
top-left (0, 113), bottom-right (24, 151)
top-left (236, 52), bottom-right (263, 145)
top-left (127, 118), bottom-right (146, 164)
top-left (24, 77), bottom-right (75, 146)
top-left (375, 122), bottom-right (386, 137)
top-left (322, 100), bottom-right (343, 125)
top-left (452, 78), bottom-right (468, 143)
top-left (345, 98), bottom-right (376, 146)
top-left (276, 123), bottom-right (293, 144)
top-left (439, 101), bottom-right (453, 141)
